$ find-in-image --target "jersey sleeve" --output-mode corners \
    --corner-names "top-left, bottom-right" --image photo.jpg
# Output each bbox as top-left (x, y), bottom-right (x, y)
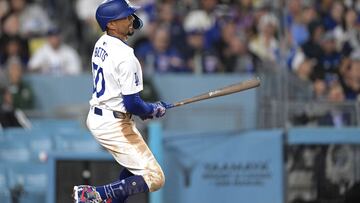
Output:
top-left (118, 54), bottom-right (143, 95)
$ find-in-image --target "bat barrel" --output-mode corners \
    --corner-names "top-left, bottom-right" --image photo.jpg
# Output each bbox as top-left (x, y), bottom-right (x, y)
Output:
top-left (168, 77), bottom-right (261, 109)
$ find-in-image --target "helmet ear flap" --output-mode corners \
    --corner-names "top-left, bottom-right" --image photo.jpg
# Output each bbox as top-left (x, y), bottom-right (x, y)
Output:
top-left (132, 14), bottom-right (143, 29)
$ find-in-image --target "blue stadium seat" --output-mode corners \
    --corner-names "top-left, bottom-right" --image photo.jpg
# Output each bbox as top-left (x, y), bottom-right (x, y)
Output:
top-left (54, 129), bottom-right (103, 152)
top-left (7, 163), bottom-right (47, 203)
top-left (30, 118), bottom-right (84, 132)
top-left (27, 135), bottom-right (53, 163)
top-left (27, 134), bottom-right (53, 153)
top-left (3, 127), bottom-right (31, 137)
top-left (0, 139), bottom-right (30, 162)
top-left (1, 131), bottom-right (53, 163)
top-left (0, 191), bottom-right (10, 203)
top-left (0, 128), bottom-right (4, 138)
top-left (0, 130), bottom-right (6, 142)
top-left (4, 127), bottom-right (52, 138)
top-left (0, 164), bottom-right (11, 203)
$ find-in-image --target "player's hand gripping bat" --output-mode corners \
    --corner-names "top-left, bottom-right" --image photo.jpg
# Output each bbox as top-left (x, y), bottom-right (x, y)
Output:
top-left (165, 77), bottom-right (261, 109)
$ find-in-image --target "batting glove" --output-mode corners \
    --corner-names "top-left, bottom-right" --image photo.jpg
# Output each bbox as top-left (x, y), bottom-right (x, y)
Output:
top-left (140, 101), bottom-right (170, 120)
top-left (151, 101), bottom-right (169, 118)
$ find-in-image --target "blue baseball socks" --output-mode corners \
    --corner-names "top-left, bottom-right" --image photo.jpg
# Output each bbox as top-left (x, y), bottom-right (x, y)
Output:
top-left (96, 171), bottom-right (149, 202)
top-left (119, 168), bottom-right (133, 180)
top-left (112, 168), bottom-right (135, 203)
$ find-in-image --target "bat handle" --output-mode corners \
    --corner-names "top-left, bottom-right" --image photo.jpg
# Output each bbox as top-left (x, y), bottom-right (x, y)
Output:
top-left (164, 103), bottom-right (175, 109)
top-left (164, 102), bottom-right (183, 109)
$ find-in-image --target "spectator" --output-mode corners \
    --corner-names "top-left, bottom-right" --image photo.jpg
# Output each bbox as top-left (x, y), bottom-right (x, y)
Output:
top-left (345, 9), bottom-right (360, 54)
top-left (300, 20), bottom-right (324, 61)
top-left (317, 82), bottom-right (351, 127)
top-left (339, 51), bottom-right (360, 100)
top-left (285, 0), bottom-right (303, 29)
top-left (155, 1), bottom-right (187, 55)
top-left (0, 11), bottom-right (20, 39)
top-left (232, 0), bottom-right (256, 40)
top-left (225, 36), bottom-right (260, 73)
top-left (28, 27), bottom-right (82, 75)
top-left (333, 8), bottom-right (359, 54)
top-left (7, 0), bottom-right (51, 37)
top-left (5, 57), bottom-right (34, 109)
top-left (285, 2), bottom-right (318, 70)
top-left (249, 13), bottom-right (280, 63)
top-left (215, 21), bottom-right (260, 73)
top-left (0, 0), bottom-right (9, 29)
top-left (75, 0), bottom-right (103, 24)
top-left (316, 31), bottom-right (341, 82)
top-left (0, 88), bottom-right (31, 129)
top-left (322, 1), bottom-right (345, 31)
top-left (198, 0), bottom-right (222, 49)
top-left (75, 0), bottom-right (103, 69)
top-left (288, 57), bottom-right (316, 101)
top-left (288, 4), bottom-right (317, 47)
top-left (0, 68), bottom-right (5, 88)
top-left (183, 0), bottom-right (222, 50)
top-left (291, 80), bottom-right (351, 127)
top-left (0, 12), bottom-right (29, 66)
top-left (0, 35), bottom-right (29, 67)
top-left (313, 79), bottom-right (327, 101)
top-left (181, 10), bottom-right (222, 74)
top-left (316, 0), bottom-right (334, 21)
top-left (135, 25), bottom-right (187, 74)
top-left (294, 20), bottom-right (325, 80)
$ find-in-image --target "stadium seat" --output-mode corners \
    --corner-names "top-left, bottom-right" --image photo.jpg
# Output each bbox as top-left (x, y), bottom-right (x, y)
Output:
top-left (1, 131), bottom-right (53, 163)
top-left (54, 129), bottom-right (103, 152)
top-left (4, 127), bottom-right (52, 138)
top-left (0, 128), bottom-right (4, 138)
top-left (27, 134), bottom-right (53, 153)
top-left (7, 163), bottom-right (47, 203)
top-left (0, 191), bottom-right (11, 203)
top-left (30, 118), bottom-right (84, 132)
top-left (0, 131), bottom-right (5, 142)
top-left (0, 164), bottom-right (11, 203)
top-left (27, 135), bottom-right (53, 163)
top-left (3, 127), bottom-right (32, 137)
top-left (0, 139), bottom-right (30, 162)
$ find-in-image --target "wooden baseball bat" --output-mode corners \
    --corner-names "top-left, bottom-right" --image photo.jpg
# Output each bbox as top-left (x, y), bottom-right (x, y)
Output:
top-left (166, 77), bottom-right (261, 109)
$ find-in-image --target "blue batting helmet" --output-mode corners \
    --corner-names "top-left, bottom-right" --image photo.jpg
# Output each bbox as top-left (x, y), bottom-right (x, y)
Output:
top-left (96, 0), bottom-right (143, 32)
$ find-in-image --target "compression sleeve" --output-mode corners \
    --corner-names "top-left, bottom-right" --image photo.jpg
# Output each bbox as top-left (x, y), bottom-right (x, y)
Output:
top-left (123, 93), bottom-right (153, 116)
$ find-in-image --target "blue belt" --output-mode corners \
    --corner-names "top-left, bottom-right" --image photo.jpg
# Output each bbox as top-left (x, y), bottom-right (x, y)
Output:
top-left (94, 107), bottom-right (131, 119)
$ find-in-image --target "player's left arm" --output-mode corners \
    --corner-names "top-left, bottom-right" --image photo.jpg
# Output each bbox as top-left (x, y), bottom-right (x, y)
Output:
top-left (123, 93), bottom-right (170, 119)
top-left (119, 55), bottom-right (170, 119)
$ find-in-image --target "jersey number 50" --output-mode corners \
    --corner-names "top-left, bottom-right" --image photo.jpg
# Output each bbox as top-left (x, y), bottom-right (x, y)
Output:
top-left (92, 62), bottom-right (105, 98)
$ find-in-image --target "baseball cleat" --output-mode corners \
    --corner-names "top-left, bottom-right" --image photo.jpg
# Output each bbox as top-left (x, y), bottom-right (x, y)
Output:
top-left (73, 185), bottom-right (104, 203)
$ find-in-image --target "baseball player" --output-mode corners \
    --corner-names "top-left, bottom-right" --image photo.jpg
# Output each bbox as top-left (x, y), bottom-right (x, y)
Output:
top-left (73, 0), bottom-right (170, 202)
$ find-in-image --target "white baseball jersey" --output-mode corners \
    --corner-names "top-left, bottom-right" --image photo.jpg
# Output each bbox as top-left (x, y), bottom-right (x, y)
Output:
top-left (89, 34), bottom-right (143, 112)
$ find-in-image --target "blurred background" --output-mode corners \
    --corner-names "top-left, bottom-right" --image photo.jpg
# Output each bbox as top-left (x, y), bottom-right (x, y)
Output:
top-left (0, 0), bottom-right (360, 202)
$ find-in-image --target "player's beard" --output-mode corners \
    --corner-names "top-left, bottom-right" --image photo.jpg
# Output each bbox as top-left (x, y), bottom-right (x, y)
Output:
top-left (127, 30), bottom-right (134, 36)
top-left (127, 25), bottom-right (134, 36)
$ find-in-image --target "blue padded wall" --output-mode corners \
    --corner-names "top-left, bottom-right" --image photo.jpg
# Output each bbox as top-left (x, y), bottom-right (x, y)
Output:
top-left (25, 74), bottom-right (258, 131)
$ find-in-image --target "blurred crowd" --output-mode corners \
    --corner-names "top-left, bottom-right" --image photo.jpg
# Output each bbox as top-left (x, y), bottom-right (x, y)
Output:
top-left (0, 0), bottom-right (359, 127)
